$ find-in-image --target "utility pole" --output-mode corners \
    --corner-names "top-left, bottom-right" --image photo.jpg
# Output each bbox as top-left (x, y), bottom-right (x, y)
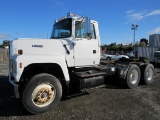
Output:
top-left (131, 24), bottom-right (138, 57)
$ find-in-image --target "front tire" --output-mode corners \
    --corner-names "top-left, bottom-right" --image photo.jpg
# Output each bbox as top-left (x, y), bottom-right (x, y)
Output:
top-left (125, 64), bottom-right (141, 89)
top-left (22, 73), bottom-right (62, 114)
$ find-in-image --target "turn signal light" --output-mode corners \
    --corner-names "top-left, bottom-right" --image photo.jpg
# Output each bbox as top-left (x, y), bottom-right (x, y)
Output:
top-left (20, 63), bottom-right (22, 68)
top-left (18, 49), bottom-right (23, 55)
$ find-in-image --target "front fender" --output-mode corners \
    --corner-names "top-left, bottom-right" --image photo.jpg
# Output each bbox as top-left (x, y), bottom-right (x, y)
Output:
top-left (13, 54), bottom-right (70, 82)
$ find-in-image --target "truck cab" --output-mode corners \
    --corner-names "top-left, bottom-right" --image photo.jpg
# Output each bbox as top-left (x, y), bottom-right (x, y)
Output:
top-left (9, 12), bottom-right (101, 84)
top-left (9, 12), bottom-right (104, 114)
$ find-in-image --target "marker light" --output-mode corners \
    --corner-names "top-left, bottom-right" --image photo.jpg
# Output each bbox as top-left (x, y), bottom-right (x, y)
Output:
top-left (18, 49), bottom-right (23, 55)
top-left (20, 63), bottom-right (22, 68)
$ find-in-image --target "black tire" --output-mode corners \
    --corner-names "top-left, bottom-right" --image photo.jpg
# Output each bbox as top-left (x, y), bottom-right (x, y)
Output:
top-left (106, 57), bottom-right (111, 61)
top-left (22, 73), bottom-right (62, 114)
top-left (125, 64), bottom-right (141, 89)
top-left (140, 64), bottom-right (154, 85)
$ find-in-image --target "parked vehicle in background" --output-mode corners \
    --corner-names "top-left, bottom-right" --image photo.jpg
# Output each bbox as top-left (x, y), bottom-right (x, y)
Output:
top-left (127, 51), bottom-right (135, 58)
top-left (101, 53), bottom-right (129, 61)
top-left (149, 48), bottom-right (160, 64)
top-left (149, 53), bottom-right (155, 63)
top-left (101, 54), bottom-right (112, 60)
top-left (154, 48), bottom-right (160, 64)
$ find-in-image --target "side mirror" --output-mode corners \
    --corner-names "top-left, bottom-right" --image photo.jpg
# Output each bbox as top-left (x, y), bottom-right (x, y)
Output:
top-left (84, 17), bottom-right (92, 39)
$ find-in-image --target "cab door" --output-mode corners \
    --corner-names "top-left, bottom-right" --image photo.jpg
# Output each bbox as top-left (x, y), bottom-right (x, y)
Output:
top-left (73, 21), bottom-right (100, 66)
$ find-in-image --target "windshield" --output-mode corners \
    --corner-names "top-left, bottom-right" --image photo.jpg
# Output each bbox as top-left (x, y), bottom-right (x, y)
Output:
top-left (50, 18), bottom-right (72, 39)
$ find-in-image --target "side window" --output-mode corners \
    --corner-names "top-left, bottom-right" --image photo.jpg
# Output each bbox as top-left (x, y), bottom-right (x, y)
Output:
top-left (75, 21), bottom-right (96, 39)
top-left (90, 24), bottom-right (96, 39)
top-left (75, 21), bottom-right (85, 38)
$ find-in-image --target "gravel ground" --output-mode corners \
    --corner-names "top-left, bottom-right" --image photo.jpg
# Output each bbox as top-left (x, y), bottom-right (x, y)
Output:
top-left (0, 61), bottom-right (160, 120)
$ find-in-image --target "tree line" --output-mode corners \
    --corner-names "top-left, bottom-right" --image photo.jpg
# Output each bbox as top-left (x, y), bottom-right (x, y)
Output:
top-left (102, 38), bottom-right (149, 53)
top-left (0, 40), bottom-right (10, 48)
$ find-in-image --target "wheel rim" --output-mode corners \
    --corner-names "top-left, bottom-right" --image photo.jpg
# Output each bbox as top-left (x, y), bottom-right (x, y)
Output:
top-left (146, 68), bottom-right (153, 81)
top-left (130, 69), bottom-right (138, 84)
top-left (32, 83), bottom-right (56, 107)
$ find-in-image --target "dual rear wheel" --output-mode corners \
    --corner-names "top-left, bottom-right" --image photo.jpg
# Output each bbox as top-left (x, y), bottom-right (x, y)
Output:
top-left (125, 64), bottom-right (154, 89)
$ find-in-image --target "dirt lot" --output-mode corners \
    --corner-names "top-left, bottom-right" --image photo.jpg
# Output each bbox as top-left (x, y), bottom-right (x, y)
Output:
top-left (0, 61), bottom-right (160, 120)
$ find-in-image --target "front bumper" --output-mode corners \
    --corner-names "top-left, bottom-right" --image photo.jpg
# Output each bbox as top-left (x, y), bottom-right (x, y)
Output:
top-left (9, 74), bottom-right (20, 98)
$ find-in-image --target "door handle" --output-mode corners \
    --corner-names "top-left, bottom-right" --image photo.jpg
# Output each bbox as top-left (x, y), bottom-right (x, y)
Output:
top-left (93, 50), bottom-right (96, 54)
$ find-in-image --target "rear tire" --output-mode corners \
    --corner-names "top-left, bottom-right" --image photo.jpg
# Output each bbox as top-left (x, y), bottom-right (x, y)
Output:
top-left (140, 64), bottom-right (154, 85)
top-left (22, 73), bottom-right (62, 114)
top-left (125, 64), bottom-right (141, 89)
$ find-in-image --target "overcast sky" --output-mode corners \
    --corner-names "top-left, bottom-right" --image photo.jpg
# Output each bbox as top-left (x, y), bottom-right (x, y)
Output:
top-left (0, 0), bottom-right (160, 45)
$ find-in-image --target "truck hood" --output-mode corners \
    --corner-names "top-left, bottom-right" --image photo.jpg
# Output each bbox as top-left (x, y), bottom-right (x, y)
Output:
top-left (10, 38), bottom-right (66, 57)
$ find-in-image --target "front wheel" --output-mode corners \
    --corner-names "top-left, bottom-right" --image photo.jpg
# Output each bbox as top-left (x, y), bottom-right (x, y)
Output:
top-left (125, 64), bottom-right (141, 89)
top-left (22, 73), bottom-right (62, 114)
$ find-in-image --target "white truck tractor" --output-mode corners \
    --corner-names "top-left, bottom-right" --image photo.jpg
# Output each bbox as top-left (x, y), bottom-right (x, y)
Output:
top-left (9, 12), bottom-right (155, 114)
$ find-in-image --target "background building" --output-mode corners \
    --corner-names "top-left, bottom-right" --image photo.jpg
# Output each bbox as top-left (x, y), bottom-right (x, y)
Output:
top-left (149, 34), bottom-right (160, 47)
top-left (0, 48), bottom-right (8, 61)
top-left (135, 34), bottom-right (160, 58)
